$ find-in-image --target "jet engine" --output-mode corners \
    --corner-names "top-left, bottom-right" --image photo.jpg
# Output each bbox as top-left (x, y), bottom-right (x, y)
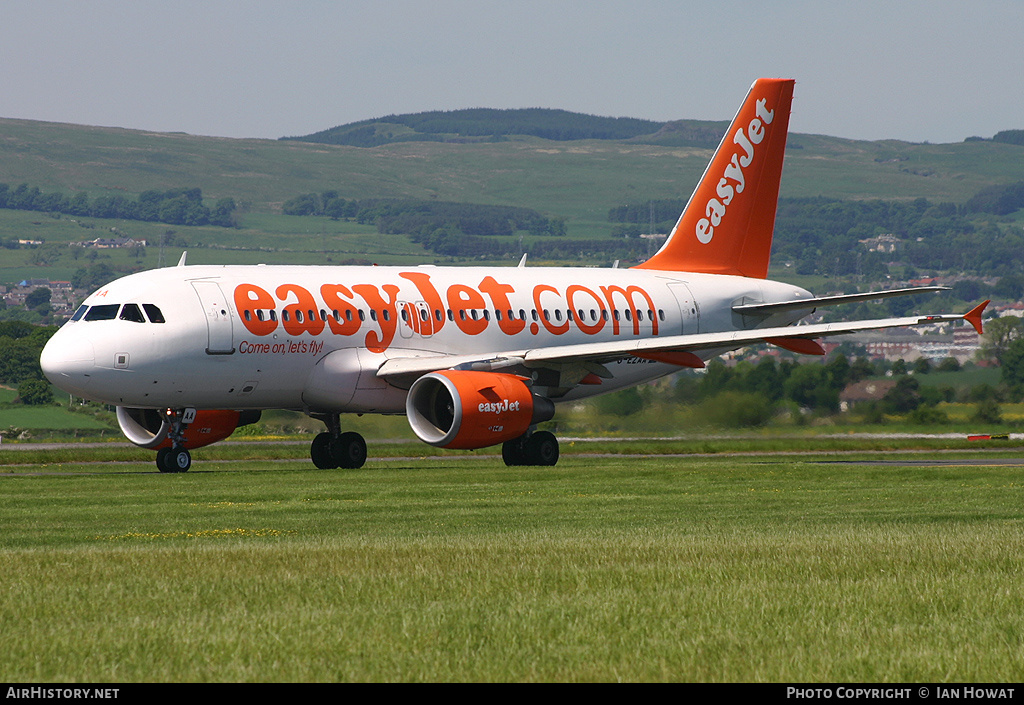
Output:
top-left (116, 406), bottom-right (261, 450)
top-left (406, 370), bottom-right (555, 449)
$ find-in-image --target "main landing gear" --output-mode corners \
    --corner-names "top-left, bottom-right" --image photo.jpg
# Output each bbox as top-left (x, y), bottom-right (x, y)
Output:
top-left (156, 408), bottom-right (193, 473)
top-left (310, 413), bottom-right (367, 469)
top-left (501, 430), bottom-right (559, 467)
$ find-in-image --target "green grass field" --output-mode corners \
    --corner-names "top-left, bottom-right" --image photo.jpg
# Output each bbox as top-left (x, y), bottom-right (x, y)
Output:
top-left (2, 443), bottom-right (1023, 682)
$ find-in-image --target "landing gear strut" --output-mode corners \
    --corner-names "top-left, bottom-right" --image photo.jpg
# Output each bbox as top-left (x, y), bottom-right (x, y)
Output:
top-left (310, 413), bottom-right (367, 469)
top-left (502, 430), bottom-right (559, 467)
top-left (157, 408), bottom-right (193, 473)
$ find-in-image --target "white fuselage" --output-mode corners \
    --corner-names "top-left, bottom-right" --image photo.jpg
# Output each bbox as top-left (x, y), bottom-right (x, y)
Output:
top-left (41, 263), bottom-right (812, 414)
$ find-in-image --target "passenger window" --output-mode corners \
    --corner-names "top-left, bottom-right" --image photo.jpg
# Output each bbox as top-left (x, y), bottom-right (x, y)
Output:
top-left (119, 304), bottom-right (146, 323)
top-left (84, 304), bottom-right (120, 321)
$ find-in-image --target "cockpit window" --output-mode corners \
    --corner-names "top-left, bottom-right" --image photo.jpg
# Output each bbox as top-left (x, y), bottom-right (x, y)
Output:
top-left (119, 303), bottom-right (146, 323)
top-left (71, 305), bottom-right (88, 321)
top-left (83, 304), bottom-right (120, 321)
top-left (142, 304), bottom-right (165, 323)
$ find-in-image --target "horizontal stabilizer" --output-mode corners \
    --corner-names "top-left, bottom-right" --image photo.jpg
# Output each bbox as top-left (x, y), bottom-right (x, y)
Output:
top-left (732, 286), bottom-right (949, 316)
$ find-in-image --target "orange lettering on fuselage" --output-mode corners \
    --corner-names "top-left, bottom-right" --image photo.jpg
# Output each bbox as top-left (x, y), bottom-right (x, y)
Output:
top-left (600, 285), bottom-right (658, 336)
top-left (533, 284), bottom-right (569, 335)
top-left (234, 283), bottom-right (278, 336)
top-left (447, 284), bottom-right (488, 336)
top-left (351, 284), bottom-right (400, 353)
top-left (233, 276), bottom-right (658, 352)
top-left (319, 284), bottom-right (361, 336)
top-left (479, 275), bottom-right (525, 335)
top-left (277, 284), bottom-right (326, 336)
top-left (399, 271), bottom-right (446, 336)
top-left (566, 284), bottom-right (607, 335)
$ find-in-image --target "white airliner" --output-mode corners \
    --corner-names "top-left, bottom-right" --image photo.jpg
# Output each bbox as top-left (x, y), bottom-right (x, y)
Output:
top-left (40, 79), bottom-right (987, 472)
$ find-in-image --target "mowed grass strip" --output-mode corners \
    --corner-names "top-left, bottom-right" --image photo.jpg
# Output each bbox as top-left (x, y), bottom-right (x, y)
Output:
top-left (1, 455), bottom-right (1023, 682)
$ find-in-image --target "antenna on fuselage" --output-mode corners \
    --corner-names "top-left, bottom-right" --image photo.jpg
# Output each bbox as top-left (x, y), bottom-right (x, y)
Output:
top-left (517, 253), bottom-right (528, 268)
top-left (177, 251), bottom-right (188, 267)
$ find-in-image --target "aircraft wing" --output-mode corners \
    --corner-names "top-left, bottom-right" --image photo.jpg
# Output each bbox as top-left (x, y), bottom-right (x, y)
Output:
top-left (376, 301), bottom-right (988, 383)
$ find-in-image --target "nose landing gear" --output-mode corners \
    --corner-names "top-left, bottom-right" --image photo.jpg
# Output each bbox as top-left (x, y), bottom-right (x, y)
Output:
top-left (156, 446), bottom-right (192, 473)
top-left (156, 408), bottom-right (194, 473)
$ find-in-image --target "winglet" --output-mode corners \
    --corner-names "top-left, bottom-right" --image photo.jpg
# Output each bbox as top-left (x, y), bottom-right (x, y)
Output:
top-left (964, 299), bottom-right (989, 335)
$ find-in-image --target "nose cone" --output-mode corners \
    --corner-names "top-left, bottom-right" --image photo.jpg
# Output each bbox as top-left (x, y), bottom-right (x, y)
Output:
top-left (40, 333), bottom-right (95, 395)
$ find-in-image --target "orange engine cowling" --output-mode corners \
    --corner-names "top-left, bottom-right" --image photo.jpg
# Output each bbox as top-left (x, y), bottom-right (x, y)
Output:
top-left (116, 407), bottom-right (261, 450)
top-left (406, 370), bottom-right (555, 449)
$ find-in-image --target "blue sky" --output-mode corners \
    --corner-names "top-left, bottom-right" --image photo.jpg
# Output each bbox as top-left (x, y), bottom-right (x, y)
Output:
top-left (2, 1), bottom-right (1021, 143)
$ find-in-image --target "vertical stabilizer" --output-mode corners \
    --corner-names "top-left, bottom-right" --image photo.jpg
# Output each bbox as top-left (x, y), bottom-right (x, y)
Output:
top-left (634, 78), bottom-right (794, 278)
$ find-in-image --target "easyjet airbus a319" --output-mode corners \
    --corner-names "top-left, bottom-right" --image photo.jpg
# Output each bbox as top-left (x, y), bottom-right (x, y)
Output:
top-left (40, 79), bottom-right (988, 472)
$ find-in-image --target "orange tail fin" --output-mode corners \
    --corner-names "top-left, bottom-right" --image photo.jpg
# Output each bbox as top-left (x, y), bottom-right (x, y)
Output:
top-left (634, 78), bottom-right (794, 278)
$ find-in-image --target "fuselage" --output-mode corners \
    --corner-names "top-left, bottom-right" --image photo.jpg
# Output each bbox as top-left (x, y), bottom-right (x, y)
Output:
top-left (40, 263), bottom-right (812, 413)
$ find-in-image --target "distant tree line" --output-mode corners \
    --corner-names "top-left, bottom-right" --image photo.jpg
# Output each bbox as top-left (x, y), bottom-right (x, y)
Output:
top-left (964, 180), bottom-right (1024, 215)
top-left (991, 130), bottom-right (1024, 147)
top-left (0, 183), bottom-right (237, 228)
top-left (282, 109), bottom-right (664, 148)
top-left (610, 187), bottom-right (1024, 276)
top-left (0, 321), bottom-right (56, 405)
top-left (285, 194), bottom-right (563, 236)
top-left (283, 194), bottom-right (587, 258)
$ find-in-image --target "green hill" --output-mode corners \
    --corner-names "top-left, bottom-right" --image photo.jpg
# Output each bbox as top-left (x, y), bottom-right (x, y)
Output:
top-left (1, 112), bottom-right (1023, 288)
top-left (281, 108), bottom-right (669, 147)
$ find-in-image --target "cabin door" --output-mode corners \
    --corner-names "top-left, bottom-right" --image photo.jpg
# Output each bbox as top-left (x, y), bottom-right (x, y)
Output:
top-left (191, 281), bottom-right (235, 354)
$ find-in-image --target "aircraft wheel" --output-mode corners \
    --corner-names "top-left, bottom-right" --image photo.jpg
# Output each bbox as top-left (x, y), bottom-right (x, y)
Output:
top-left (311, 432), bottom-right (338, 469)
top-left (171, 448), bottom-right (192, 472)
top-left (526, 431), bottom-right (559, 466)
top-left (161, 448), bottom-right (191, 473)
top-left (502, 437), bottom-right (528, 466)
top-left (156, 447), bottom-right (172, 473)
top-left (331, 431), bottom-right (367, 469)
